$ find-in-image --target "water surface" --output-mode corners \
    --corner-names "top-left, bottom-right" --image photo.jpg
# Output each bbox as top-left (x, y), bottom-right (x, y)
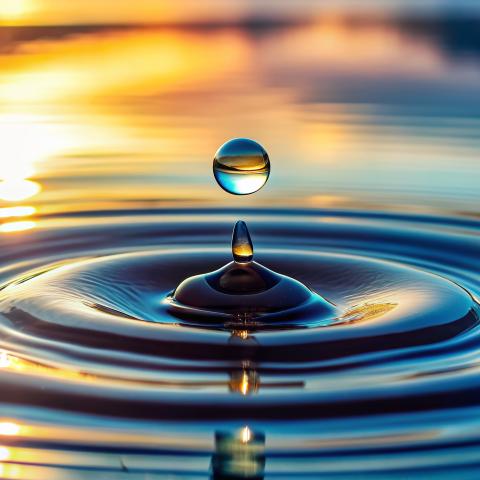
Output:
top-left (0, 11), bottom-right (479, 480)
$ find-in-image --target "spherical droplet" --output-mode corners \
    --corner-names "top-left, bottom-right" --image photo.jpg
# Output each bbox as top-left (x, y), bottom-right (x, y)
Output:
top-left (213, 138), bottom-right (270, 195)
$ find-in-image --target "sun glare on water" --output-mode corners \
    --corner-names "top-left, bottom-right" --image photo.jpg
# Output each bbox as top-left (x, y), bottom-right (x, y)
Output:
top-left (0, 116), bottom-right (43, 202)
top-left (0, 0), bottom-right (32, 22)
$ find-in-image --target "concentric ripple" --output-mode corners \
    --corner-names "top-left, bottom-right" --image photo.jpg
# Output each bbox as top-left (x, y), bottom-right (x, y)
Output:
top-left (0, 208), bottom-right (479, 479)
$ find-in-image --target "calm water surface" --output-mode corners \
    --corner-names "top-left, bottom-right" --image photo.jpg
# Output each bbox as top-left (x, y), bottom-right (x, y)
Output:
top-left (0, 13), bottom-right (479, 479)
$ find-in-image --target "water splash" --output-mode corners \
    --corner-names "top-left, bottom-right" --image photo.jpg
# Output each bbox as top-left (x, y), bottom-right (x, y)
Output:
top-left (167, 220), bottom-right (337, 328)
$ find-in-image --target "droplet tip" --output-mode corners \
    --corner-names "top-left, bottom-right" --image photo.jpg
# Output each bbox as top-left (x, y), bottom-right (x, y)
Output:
top-left (232, 220), bottom-right (254, 263)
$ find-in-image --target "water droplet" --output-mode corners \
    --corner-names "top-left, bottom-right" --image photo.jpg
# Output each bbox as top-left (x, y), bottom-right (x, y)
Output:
top-left (232, 221), bottom-right (253, 263)
top-left (213, 138), bottom-right (270, 195)
top-left (169, 221), bottom-right (338, 328)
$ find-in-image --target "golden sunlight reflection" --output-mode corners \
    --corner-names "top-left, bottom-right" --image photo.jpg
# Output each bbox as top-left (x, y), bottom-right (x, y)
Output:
top-left (0, 30), bottom-right (249, 103)
top-left (241, 426), bottom-right (252, 444)
top-left (0, 0), bottom-right (32, 22)
top-left (0, 114), bottom-right (49, 203)
top-left (0, 17), bottom-right (477, 213)
top-left (0, 423), bottom-right (20, 436)
top-left (240, 372), bottom-right (249, 396)
top-left (229, 366), bottom-right (259, 395)
top-left (341, 303), bottom-right (398, 324)
top-left (0, 350), bottom-right (221, 390)
top-left (0, 180), bottom-right (40, 202)
top-left (0, 446), bottom-right (10, 461)
top-left (0, 206), bottom-right (36, 218)
top-left (0, 352), bottom-right (10, 368)
top-left (0, 220), bottom-right (36, 233)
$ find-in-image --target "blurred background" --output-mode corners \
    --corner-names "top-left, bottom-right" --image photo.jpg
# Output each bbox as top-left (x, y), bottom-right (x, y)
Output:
top-left (0, 0), bottom-right (479, 233)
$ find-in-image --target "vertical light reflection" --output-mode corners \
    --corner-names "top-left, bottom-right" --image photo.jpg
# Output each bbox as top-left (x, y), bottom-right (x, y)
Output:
top-left (212, 427), bottom-right (266, 478)
top-left (240, 426), bottom-right (252, 444)
top-left (240, 372), bottom-right (250, 396)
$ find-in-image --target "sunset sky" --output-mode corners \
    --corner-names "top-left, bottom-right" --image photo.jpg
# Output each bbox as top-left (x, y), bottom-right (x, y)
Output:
top-left (1, 0), bottom-right (480, 26)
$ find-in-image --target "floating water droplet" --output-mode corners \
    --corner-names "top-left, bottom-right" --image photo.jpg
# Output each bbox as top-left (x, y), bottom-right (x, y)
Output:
top-left (232, 221), bottom-right (253, 263)
top-left (213, 138), bottom-right (270, 195)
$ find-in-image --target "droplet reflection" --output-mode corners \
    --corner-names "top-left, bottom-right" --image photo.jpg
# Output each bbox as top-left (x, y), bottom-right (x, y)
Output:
top-left (213, 138), bottom-right (270, 195)
top-left (211, 428), bottom-right (265, 479)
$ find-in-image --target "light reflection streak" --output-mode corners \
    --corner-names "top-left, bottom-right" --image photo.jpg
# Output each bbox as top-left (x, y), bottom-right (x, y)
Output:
top-left (241, 426), bottom-right (252, 444)
top-left (0, 423), bottom-right (20, 436)
top-left (0, 348), bottom-right (303, 395)
top-left (0, 30), bottom-right (249, 103)
top-left (0, 206), bottom-right (36, 218)
top-left (229, 364), bottom-right (260, 396)
top-left (0, 180), bottom-right (40, 202)
top-left (0, 221), bottom-right (36, 233)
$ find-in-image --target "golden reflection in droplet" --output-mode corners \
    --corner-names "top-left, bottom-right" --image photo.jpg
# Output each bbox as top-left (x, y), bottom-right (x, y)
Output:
top-left (0, 206), bottom-right (36, 218)
top-left (232, 330), bottom-right (249, 340)
top-left (0, 446), bottom-right (10, 461)
top-left (232, 244), bottom-right (253, 262)
top-left (241, 426), bottom-right (252, 444)
top-left (232, 220), bottom-right (254, 262)
top-left (0, 221), bottom-right (36, 233)
top-left (240, 371), bottom-right (249, 396)
top-left (229, 366), bottom-right (259, 396)
top-left (0, 423), bottom-right (20, 436)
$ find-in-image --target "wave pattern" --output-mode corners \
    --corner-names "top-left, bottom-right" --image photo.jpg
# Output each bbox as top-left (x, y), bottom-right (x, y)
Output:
top-left (0, 209), bottom-right (478, 478)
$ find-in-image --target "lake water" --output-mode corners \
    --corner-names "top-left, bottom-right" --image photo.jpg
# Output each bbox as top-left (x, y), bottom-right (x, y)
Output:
top-left (0, 14), bottom-right (479, 479)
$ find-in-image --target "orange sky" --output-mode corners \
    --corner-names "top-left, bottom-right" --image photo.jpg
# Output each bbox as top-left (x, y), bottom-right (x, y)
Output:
top-left (3, 0), bottom-right (479, 27)
top-left (0, 0), bottom-right (247, 26)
